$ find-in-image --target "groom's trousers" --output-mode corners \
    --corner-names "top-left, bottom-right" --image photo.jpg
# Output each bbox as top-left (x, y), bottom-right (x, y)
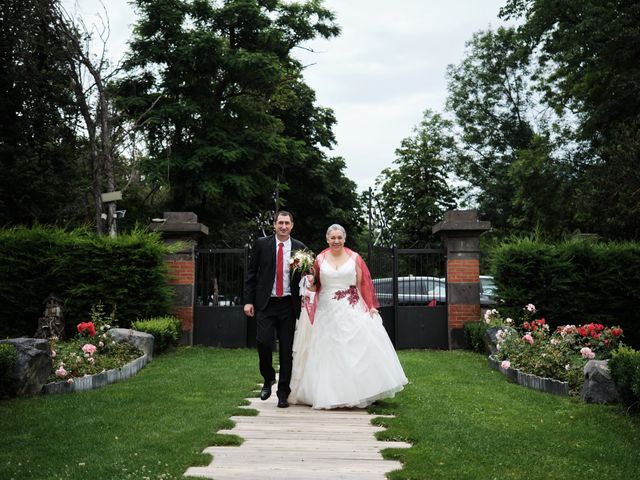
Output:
top-left (256, 296), bottom-right (296, 400)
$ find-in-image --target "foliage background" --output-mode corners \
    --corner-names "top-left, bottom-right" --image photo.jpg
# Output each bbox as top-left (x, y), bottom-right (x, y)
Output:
top-left (492, 237), bottom-right (640, 348)
top-left (0, 226), bottom-right (172, 338)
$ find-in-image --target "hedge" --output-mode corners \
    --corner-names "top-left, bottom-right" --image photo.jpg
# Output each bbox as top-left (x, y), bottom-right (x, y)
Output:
top-left (132, 316), bottom-right (182, 353)
top-left (0, 226), bottom-right (173, 338)
top-left (492, 237), bottom-right (640, 348)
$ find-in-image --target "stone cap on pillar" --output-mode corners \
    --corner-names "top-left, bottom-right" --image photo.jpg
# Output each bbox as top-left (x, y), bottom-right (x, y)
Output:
top-left (149, 212), bottom-right (209, 241)
top-left (432, 210), bottom-right (491, 236)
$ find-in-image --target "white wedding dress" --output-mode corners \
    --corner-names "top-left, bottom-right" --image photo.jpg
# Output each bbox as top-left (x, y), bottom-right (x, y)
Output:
top-left (289, 257), bottom-right (408, 409)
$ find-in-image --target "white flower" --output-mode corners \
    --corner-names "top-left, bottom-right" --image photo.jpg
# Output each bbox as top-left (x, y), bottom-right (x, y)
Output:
top-left (506, 318), bottom-right (513, 324)
top-left (525, 303), bottom-right (536, 313)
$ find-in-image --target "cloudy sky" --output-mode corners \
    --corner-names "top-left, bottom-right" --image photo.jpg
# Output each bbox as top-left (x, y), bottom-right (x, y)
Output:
top-left (64, 0), bottom-right (507, 191)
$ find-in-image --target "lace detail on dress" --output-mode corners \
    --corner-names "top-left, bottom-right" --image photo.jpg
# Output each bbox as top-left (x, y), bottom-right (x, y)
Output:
top-left (332, 285), bottom-right (359, 306)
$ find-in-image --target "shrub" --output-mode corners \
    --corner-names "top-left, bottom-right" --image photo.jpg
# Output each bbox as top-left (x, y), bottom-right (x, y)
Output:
top-left (492, 237), bottom-right (640, 348)
top-left (0, 343), bottom-right (18, 397)
top-left (464, 321), bottom-right (489, 353)
top-left (609, 345), bottom-right (640, 410)
top-left (0, 226), bottom-right (173, 337)
top-left (132, 316), bottom-right (182, 353)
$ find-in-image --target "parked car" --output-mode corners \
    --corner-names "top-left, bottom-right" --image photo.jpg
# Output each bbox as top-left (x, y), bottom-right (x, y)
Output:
top-left (480, 275), bottom-right (497, 306)
top-left (373, 276), bottom-right (446, 306)
top-left (373, 275), bottom-right (497, 306)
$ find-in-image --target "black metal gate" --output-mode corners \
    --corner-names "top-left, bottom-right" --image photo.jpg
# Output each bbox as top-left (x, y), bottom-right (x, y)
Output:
top-left (368, 246), bottom-right (448, 349)
top-left (193, 247), bottom-right (248, 347)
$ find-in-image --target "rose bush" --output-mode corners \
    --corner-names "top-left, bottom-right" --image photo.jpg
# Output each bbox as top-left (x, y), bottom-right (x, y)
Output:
top-left (48, 302), bottom-right (140, 383)
top-left (488, 304), bottom-right (624, 392)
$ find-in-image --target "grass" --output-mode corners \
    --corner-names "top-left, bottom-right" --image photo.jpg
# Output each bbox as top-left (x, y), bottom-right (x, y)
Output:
top-left (0, 347), bottom-right (258, 480)
top-left (1, 348), bottom-right (639, 479)
top-left (371, 350), bottom-right (640, 480)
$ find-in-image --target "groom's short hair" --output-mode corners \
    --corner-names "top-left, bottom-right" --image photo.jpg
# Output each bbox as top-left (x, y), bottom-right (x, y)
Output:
top-left (274, 210), bottom-right (294, 223)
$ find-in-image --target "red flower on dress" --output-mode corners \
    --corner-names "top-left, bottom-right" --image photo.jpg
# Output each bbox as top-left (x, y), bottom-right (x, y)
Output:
top-left (333, 285), bottom-right (360, 307)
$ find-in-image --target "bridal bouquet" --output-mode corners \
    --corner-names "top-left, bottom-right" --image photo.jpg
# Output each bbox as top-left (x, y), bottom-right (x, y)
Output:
top-left (290, 249), bottom-right (315, 275)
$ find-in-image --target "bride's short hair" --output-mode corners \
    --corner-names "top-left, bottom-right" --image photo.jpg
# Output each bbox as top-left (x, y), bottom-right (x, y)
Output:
top-left (326, 224), bottom-right (347, 239)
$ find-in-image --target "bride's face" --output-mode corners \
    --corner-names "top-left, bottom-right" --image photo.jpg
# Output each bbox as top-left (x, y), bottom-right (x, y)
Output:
top-left (326, 230), bottom-right (345, 252)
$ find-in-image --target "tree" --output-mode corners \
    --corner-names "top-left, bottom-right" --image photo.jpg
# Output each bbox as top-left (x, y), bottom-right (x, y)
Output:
top-left (500, 0), bottom-right (640, 239)
top-left (50, 3), bottom-right (123, 236)
top-left (114, 0), bottom-right (354, 244)
top-left (446, 27), bottom-right (537, 231)
top-left (373, 111), bottom-right (459, 248)
top-left (0, 0), bottom-right (89, 227)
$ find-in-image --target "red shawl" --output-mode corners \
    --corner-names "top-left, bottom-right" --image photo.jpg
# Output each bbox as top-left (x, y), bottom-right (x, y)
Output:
top-left (304, 247), bottom-right (379, 325)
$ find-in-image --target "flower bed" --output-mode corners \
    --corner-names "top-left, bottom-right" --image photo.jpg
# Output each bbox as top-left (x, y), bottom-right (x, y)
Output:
top-left (485, 304), bottom-right (623, 393)
top-left (45, 303), bottom-right (144, 392)
top-left (43, 353), bottom-right (148, 394)
top-left (488, 354), bottom-right (569, 396)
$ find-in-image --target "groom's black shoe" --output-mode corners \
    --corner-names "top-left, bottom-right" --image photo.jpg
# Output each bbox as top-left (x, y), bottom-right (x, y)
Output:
top-left (260, 380), bottom-right (275, 401)
top-left (277, 397), bottom-right (289, 408)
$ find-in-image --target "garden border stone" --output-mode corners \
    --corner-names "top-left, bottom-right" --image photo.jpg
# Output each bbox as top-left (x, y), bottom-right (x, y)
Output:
top-left (488, 355), bottom-right (569, 396)
top-left (42, 353), bottom-right (149, 394)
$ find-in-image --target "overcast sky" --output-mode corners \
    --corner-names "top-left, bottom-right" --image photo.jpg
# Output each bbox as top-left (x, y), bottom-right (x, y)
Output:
top-left (64, 0), bottom-right (507, 192)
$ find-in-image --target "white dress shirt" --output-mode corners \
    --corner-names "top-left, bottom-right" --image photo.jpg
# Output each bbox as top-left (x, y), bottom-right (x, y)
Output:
top-left (271, 237), bottom-right (292, 296)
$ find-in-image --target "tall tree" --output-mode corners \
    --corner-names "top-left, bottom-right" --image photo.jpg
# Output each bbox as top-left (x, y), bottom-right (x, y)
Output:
top-left (114, 0), bottom-right (354, 245)
top-left (501, 0), bottom-right (640, 238)
top-left (446, 26), bottom-right (576, 236)
top-left (373, 111), bottom-right (459, 248)
top-left (446, 27), bottom-right (535, 230)
top-left (0, 0), bottom-right (88, 227)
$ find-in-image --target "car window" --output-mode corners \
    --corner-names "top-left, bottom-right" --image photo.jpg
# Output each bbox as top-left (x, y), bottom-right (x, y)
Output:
top-left (399, 279), bottom-right (424, 295)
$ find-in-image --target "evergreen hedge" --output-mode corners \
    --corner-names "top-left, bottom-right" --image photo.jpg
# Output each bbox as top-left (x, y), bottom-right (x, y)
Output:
top-left (0, 226), bottom-right (173, 338)
top-left (132, 316), bottom-right (182, 353)
top-left (492, 237), bottom-right (640, 348)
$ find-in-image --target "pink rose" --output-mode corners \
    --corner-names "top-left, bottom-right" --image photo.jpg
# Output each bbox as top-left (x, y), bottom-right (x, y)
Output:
top-left (55, 365), bottom-right (68, 378)
top-left (580, 347), bottom-right (595, 359)
top-left (82, 344), bottom-right (97, 355)
top-left (501, 360), bottom-right (511, 369)
top-left (51, 349), bottom-right (56, 358)
top-left (522, 334), bottom-right (534, 345)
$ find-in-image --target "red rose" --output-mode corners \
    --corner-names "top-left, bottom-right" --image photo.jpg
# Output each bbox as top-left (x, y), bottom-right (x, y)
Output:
top-left (523, 321), bottom-right (530, 330)
top-left (578, 326), bottom-right (588, 337)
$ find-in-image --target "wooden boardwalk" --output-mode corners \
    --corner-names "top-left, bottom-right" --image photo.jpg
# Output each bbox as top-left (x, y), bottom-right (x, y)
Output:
top-left (184, 390), bottom-right (410, 479)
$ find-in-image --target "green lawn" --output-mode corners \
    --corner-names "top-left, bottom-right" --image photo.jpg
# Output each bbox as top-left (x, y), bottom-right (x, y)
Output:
top-left (1, 348), bottom-right (639, 480)
top-left (372, 350), bottom-right (640, 480)
top-left (0, 347), bottom-right (258, 480)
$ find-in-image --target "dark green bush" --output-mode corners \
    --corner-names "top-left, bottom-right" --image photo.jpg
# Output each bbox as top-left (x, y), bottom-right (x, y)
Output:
top-left (609, 345), bottom-right (640, 410)
top-left (0, 226), bottom-right (173, 337)
top-left (492, 237), bottom-right (640, 348)
top-left (132, 316), bottom-right (182, 353)
top-left (0, 343), bottom-right (18, 397)
top-left (464, 321), bottom-right (489, 353)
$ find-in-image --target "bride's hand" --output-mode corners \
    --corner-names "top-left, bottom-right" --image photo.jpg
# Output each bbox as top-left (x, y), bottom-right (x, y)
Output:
top-left (369, 307), bottom-right (378, 316)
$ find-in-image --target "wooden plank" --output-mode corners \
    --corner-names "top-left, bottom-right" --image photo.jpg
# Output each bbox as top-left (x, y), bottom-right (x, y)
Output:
top-left (184, 382), bottom-right (410, 479)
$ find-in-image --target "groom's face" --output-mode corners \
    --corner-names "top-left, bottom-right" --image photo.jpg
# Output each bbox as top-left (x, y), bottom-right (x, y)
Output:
top-left (274, 214), bottom-right (293, 240)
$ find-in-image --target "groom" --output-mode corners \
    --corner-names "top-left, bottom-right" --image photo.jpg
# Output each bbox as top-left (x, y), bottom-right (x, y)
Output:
top-left (244, 211), bottom-right (306, 408)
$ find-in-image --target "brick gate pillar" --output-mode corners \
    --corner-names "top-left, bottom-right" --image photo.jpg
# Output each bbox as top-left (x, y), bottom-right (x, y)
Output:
top-left (149, 212), bottom-right (209, 345)
top-left (433, 210), bottom-right (491, 349)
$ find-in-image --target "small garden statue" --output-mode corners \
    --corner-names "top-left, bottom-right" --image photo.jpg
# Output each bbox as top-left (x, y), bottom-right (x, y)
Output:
top-left (34, 294), bottom-right (65, 340)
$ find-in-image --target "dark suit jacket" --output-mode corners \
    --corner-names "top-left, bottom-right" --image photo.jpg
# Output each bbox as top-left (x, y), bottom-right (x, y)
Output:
top-left (244, 235), bottom-right (307, 316)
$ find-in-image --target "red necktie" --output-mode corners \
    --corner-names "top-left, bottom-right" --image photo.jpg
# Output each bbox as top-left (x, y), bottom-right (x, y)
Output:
top-left (276, 242), bottom-right (284, 296)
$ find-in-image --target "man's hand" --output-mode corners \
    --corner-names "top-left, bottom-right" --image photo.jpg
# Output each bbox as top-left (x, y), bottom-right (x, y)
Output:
top-left (244, 304), bottom-right (255, 317)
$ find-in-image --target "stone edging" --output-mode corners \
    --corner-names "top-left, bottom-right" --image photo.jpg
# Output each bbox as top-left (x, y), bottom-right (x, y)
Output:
top-left (42, 354), bottom-right (149, 395)
top-left (488, 355), bottom-right (569, 396)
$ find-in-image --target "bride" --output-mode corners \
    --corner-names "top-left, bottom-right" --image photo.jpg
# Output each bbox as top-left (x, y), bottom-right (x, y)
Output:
top-left (289, 224), bottom-right (408, 409)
